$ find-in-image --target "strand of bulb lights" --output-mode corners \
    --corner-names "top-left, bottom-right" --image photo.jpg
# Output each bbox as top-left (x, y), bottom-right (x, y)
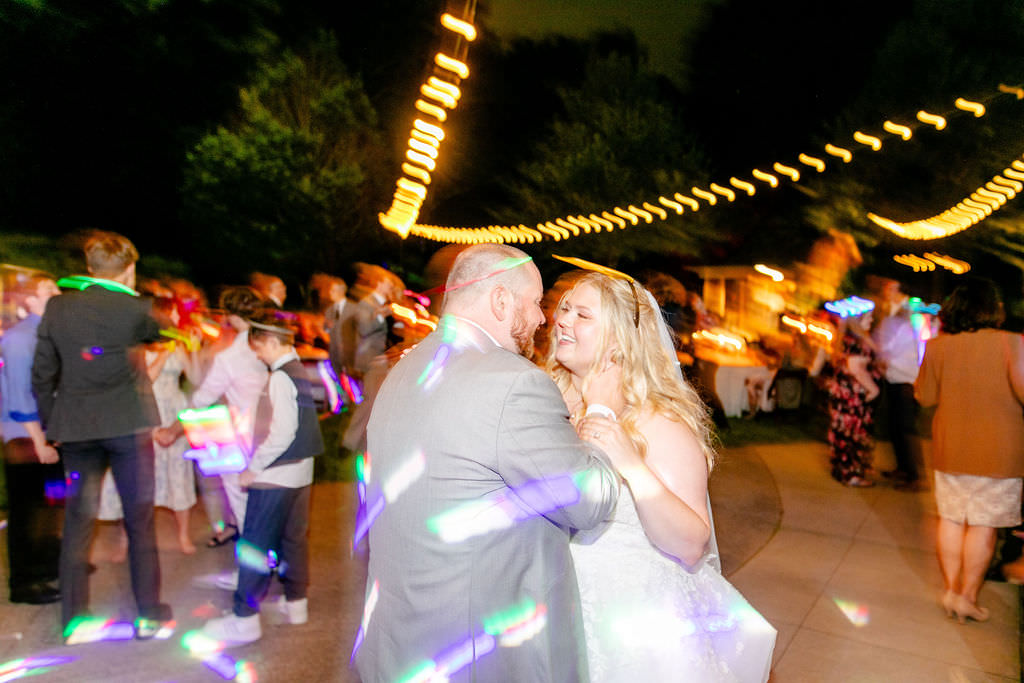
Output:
top-left (378, 11), bottom-right (477, 238)
top-left (867, 155), bottom-right (1024, 239)
top-left (383, 72), bottom-right (1019, 243)
top-left (893, 252), bottom-right (970, 274)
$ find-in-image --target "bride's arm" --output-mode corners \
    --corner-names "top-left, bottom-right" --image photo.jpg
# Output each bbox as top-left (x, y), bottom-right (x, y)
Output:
top-left (579, 413), bottom-right (711, 567)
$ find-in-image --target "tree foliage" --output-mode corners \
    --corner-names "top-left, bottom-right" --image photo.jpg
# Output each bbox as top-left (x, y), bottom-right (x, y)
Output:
top-left (181, 32), bottom-right (388, 284)
top-left (495, 53), bottom-right (720, 265)
top-left (803, 0), bottom-right (1024, 280)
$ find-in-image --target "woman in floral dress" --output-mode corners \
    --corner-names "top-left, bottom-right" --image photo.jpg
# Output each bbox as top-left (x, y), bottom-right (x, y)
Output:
top-left (826, 308), bottom-right (882, 487)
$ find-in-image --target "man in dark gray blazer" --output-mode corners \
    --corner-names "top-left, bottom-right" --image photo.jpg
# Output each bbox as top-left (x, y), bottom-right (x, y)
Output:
top-left (355, 245), bottom-right (619, 682)
top-left (32, 231), bottom-right (170, 638)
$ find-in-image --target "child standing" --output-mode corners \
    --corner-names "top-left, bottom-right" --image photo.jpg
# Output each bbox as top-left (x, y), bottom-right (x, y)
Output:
top-left (200, 311), bottom-right (324, 645)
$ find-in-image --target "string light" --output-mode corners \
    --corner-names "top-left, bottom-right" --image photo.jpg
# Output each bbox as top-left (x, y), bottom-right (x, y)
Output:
top-left (751, 169), bottom-right (779, 187)
top-left (824, 144), bottom-right (853, 162)
top-left (381, 28), bottom-right (1020, 244)
top-left (924, 252), bottom-right (970, 274)
top-left (729, 177), bottom-right (756, 196)
top-left (882, 121), bottom-right (913, 140)
top-left (916, 110), bottom-right (947, 130)
top-left (868, 154), bottom-right (1024, 239)
top-left (754, 264), bottom-right (784, 281)
top-left (853, 131), bottom-right (882, 151)
top-left (798, 153), bottom-right (826, 172)
top-left (894, 254), bottom-right (936, 272)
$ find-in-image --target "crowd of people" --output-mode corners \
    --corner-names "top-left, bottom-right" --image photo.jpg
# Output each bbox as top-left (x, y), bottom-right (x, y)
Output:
top-left (1, 229), bottom-right (1022, 680)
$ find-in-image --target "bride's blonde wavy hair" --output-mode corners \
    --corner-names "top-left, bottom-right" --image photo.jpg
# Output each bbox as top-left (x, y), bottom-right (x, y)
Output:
top-left (543, 271), bottom-right (715, 472)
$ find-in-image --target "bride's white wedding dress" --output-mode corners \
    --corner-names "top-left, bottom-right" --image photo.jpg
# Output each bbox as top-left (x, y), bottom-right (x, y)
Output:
top-left (571, 488), bottom-right (776, 682)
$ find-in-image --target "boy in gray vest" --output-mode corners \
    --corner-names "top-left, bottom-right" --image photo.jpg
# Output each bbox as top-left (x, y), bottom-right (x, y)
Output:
top-left (200, 311), bottom-right (324, 646)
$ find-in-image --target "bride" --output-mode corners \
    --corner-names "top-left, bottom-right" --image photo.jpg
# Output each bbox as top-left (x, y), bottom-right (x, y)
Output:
top-left (544, 270), bottom-right (776, 682)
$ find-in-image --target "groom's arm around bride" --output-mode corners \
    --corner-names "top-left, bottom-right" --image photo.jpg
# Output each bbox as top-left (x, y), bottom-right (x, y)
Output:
top-left (354, 245), bottom-right (619, 683)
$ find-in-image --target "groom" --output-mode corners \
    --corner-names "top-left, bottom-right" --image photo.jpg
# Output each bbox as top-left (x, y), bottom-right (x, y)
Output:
top-left (355, 244), bottom-right (619, 682)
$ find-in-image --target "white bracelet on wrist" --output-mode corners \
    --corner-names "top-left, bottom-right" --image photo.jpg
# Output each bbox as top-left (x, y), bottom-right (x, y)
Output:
top-left (584, 403), bottom-right (617, 421)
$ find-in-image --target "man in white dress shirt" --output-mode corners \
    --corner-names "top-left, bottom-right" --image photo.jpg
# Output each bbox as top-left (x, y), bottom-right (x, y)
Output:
top-left (873, 282), bottom-right (923, 490)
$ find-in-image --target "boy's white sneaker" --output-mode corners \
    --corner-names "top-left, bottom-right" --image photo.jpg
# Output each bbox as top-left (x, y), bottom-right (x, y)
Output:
top-left (213, 569), bottom-right (239, 591)
top-left (200, 612), bottom-right (261, 647)
top-left (274, 596), bottom-right (308, 625)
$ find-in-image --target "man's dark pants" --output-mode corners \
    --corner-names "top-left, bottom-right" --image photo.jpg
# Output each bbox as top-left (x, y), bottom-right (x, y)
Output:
top-left (885, 381), bottom-right (920, 482)
top-left (3, 438), bottom-right (63, 595)
top-left (59, 433), bottom-right (163, 630)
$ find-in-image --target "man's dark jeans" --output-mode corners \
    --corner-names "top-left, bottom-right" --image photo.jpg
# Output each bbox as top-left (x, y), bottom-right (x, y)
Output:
top-left (60, 432), bottom-right (164, 630)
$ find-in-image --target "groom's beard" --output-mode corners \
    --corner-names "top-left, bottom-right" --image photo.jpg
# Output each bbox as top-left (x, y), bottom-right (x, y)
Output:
top-left (511, 304), bottom-right (536, 358)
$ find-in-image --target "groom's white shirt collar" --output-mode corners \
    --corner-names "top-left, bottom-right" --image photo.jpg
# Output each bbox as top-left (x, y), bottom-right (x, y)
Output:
top-left (448, 314), bottom-right (501, 348)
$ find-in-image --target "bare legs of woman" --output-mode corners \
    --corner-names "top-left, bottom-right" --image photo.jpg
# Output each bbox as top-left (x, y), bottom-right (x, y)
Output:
top-left (937, 517), bottom-right (994, 623)
top-left (175, 509), bottom-right (197, 555)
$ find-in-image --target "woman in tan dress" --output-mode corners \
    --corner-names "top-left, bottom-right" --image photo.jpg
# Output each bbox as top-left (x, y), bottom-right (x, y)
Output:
top-left (915, 278), bottom-right (1024, 623)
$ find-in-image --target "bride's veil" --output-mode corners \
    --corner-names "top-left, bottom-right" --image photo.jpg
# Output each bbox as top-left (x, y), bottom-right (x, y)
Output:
top-left (643, 287), bottom-right (723, 573)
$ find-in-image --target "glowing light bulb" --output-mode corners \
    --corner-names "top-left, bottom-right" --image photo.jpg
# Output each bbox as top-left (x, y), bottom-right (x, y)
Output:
top-left (440, 13), bottom-right (477, 41)
top-left (853, 131), bottom-right (882, 151)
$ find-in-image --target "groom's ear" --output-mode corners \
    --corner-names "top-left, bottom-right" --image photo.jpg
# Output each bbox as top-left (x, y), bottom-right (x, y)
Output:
top-left (490, 285), bottom-right (510, 322)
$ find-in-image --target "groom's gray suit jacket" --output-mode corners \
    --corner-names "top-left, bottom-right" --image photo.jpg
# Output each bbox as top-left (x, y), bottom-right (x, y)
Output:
top-left (355, 316), bottom-right (619, 682)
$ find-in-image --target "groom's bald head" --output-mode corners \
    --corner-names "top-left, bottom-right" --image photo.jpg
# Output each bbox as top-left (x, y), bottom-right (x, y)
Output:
top-left (441, 244), bottom-right (544, 355)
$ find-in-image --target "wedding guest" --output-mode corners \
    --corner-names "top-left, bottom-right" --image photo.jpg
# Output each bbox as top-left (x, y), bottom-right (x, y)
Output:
top-left (156, 286), bottom-right (269, 544)
top-left (99, 296), bottom-right (201, 555)
top-left (250, 272), bottom-right (287, 308)
top-left (1, 272), bottom-right (62, 605)
top-left (200, 310), bottom-right (323, 645)
top-left (32, 230), bottom-right (171, 638)
top-left (916, 277), bottom-right (1024, 623)
top-left (826, 306), bottom-right (881, 487)
top-left (340, 264), bottom-right (403, 455)
top-left (873, 281), bottom-right (923, 490)
top-left (354, 245), bottom-right (618, 682)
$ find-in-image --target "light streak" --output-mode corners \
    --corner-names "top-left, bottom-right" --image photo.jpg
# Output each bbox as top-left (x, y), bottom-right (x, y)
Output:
top-left (833, 598), bottom-right (870, 627)
top-left (435, 53), bottom-right (469, 79)
top-left (641, 202), bottom-right (667, 220)
top-left (709, 183), bottom-right (735, 202)
top-left (751, 169), bottom-right (779, 187)
top-left (428, 475), bottom-right (581, 544)
top-left (772, 162), bottom-right (800, 182)
top-left (441, 13), bottom-right (477, 41)
top-left (882, 120), bottom-right (913, 140)
top-left (753, 264), bottom-right (783, 281)
top-left (419, 84), bottom-right (456, 109)
top-left (413, 99), bottom-right (447, 122)
top-left (999, 83), bottom-right (1024, 99)
top-left (824, 295), bottom-right (875, 318)
top-left (798, 153), bottom-right (825, 172)
top-left (613, 207), bottom-right (639, 225)
top-left (781, 315), bottom-right (807, 333)
top-left (923, 252), bottom-right (970, 274)
top-left (729, 177), bottom-right (756, 196)
top-left (894, 254), bottom-right (935, 272)
top-left (674, 193), bottom-right (700, 211)
top-left (807, 323), bottom-right (833, 341)
top-left (64, 617), bottom-right (136, 644)
top-left (658, 196), bottom-right (684, 213)
top-left (853, 131), bottom-right (882, 151)
top-left (824, 144), bottom-right (852, 162)
top-left (627, 205), bottom-right (654, 222)
top-left (406, 148), bottom-right (437, 171)
top-left (693, 329), bottom-right (744, 351)
top-left (955, 97), bottom-right (985, 117)
top-left (916, 110), bottom-right (947, 130)
top-left (691, 187), bottom-right (717, 205)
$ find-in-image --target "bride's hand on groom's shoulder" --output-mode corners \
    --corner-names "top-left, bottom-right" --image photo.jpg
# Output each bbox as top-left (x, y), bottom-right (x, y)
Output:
top-left (578, 416), bottom-right (642, 474)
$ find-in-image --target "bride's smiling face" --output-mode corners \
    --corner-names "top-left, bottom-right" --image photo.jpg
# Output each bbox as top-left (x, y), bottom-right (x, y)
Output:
top-left (554, 283), bottom-right (606, 377)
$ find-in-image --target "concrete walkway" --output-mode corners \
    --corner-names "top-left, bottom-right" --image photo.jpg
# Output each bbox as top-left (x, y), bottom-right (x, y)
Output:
top-left (728, 441), bottom-right (1019, 682)
top-left (0, 439), bottom-right (1018, 681)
